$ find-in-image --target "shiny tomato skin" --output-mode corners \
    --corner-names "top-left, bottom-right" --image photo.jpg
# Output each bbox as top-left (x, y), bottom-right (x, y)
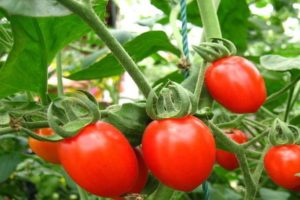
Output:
top-left (264, 144), bottom-right (300, 191)
top-left (142, 116), bottom-right (216, 191)
top-left (216, 129), bottom-right (248, 170)
top-left (28, 128), bottom-right (60, 164)
top-left (130, 148), bottom-right (148, 193)
top-left (205, 56), bottom-right (266, 113)
top-left (59, 121), bottom-right (139, 197)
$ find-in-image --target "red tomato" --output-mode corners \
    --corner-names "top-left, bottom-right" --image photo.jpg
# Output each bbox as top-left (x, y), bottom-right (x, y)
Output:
top-left (130, 148), bottom-right (148, 193)
top-left (216, 129), bottom-right (248, 170)
top-left (28, 128), bottom-right (60, 164)
top-left (59, 121), bottom-right (139, 197)
top-left (205, 56), bottom-right (266, 113)
top-left (142, 116), bottom-right (216, 191)
top-left (264, 144), bottom-right (300, 191)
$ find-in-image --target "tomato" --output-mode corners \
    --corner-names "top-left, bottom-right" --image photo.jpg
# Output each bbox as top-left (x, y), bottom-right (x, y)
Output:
top-left (216, 129), bottom-right (247, 170)
top-left (142, 116), bottom-right (215, 191)
top-left (264, 144), bottom-right (300, 191)
top-left (59, 121), bottom-right (139, 197)
top-left (205, 56), bottom-right (266, 113)
top-left (130, 148), bottom-right (148, 193)
top-left (28, 128), bottom-right (60, 164)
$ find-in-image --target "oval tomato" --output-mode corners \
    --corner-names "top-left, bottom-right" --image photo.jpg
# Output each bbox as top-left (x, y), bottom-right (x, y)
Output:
top-left (216, 129), bottom-right (247, 170)
top-left (28, 128), bottom-right (60, 164)
top-left (264, 144), bottom-right (300, 191)
top-left (142, 116), bottom-right (216, 191)
top-left (59, 121), bottom-right (139, 197)
top-left (205, 56), bottom-right (266, 113)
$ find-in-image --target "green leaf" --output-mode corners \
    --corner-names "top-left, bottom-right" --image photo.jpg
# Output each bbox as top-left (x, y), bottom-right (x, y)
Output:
top-left (211, 184), bottom-right (242, 200)
top-left (259, 188), bottom-right (290, 200)
top-left (260, 55), bottom-right (300, 71)
top-left (0, 153), bottom-right (22, 182)
top-left (151, 0), bottom-right (250, 52)
top-left (102, 102), bottom-right (151, 146)
top-left (0, 0), bottom-right (71, 17)
top-left (67, 31), bottom-right (180, 80)
top-left (0, 2), bottom-right (107, 99)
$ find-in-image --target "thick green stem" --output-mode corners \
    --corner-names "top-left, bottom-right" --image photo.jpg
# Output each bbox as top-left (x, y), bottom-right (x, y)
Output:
top-left (236, 151), bottom-right (257, 200)
top-left (56, 51), bottom-right (64, 97)
top-left (290, 83), bottom-right (300, 111)
top-left (208, 121), bottom-right (240, 151)
top-left (196, 0), bottom-right (222, 40)
top-left (284, 87), bottom-right (295, 122)
top-left (194, 62), bottom-right (208, 107)
top-left (170, 4), bottom-right (182, 53)
top-left (260, 106), bottom-right (276, 118)
top-left (57, 0), bottom-right (152, 98)
top-left (266, 76), bottom-right (300, 103)
top-left (217, 115), bottom-right (244, 128)
top-left (0, 121), bottom-right (49, 135)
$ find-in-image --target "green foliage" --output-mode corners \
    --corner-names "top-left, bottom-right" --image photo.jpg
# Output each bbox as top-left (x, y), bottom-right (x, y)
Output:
top-left (67, 31), bottom-right (180, 80)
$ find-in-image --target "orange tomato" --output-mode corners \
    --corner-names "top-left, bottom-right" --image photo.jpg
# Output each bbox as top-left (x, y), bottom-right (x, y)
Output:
top-left (28, 128), bottom-right (60, 164)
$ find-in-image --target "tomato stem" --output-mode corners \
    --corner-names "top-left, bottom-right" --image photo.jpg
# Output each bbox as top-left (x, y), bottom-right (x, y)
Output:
top-left (217, 115), bottom-right (245, 128)
top-left (0, 121), bottom-right (49, 135)
top-left (284, 86), bottom-right (295, 122)
top-left (196, 0), bottom-right (222, 40)
top-left (266, 76), bottom-right (300, 103)
top-left (56, 0), bottom-right (152, 98)
top-left (242, 129), bottom-right (269, 148)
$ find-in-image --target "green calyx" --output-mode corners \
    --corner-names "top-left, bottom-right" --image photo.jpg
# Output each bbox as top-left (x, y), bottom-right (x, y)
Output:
top-left (146, 81), bottom-right (197, 120)
top-left (268, 118), bottom-right (300, 146)
top-left (193, 38), bottom-right (237, 63)
top-left (47, 90), bottom-right (100, 139)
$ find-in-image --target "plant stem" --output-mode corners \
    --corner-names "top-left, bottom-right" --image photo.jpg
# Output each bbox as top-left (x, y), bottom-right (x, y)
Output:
top-left (236, 151), bottom-right (256, 200)
top-left (196, 0), bottom-right (222, 40)
top-left (208, 121), bottom-right (240, 151)
top-left (284, 86), bottom-right (295, 122)
top-left (259, 106), bottom-right (276, 118)
top-left (0, 121), bottom-right (49, 135)
top-left (194, 62), bottom-right (208, 106)
top-left (169, 4), bottom-right (182, 54)
top-left (242, 129), bottom-right (269, 148)
top-left (266, 76), bottom-right (300, 103)
top-left (217, 115), bottom-right (244, 128)
top-left (290, 82), bottom-right (300, 111)
top-left (56, 51), bottom-right (64, 97)
top-left (57, 0), bottom-right (152, 98)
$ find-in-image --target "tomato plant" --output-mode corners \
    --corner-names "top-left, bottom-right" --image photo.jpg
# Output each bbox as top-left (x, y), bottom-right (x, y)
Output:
top-left (142, 116), bottom-right (216, 191)
top-left (264, 144), bottom-right (300, 191)
top-left (58, 121), bottom-right (139, 197)
top-left (28, 128), bottom-right (60, 164)
top-left (205, 56), bottom-right (267, 113)
top-left (216, 129), bottom-right (248, 170)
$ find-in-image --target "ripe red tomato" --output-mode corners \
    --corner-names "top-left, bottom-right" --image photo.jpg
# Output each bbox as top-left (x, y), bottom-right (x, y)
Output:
top-left (205, 56), bottom-right (266, 113)
top-left (59, 121), bottom-right (139, 197)
top-left (216, 129), bottom-right (247, 170)
top-left (28, 128), bottom-right (60, 164)
top-left (264, 144), bottom-right (300, 191)
top-left (142, 116), bottom-right (216, 191)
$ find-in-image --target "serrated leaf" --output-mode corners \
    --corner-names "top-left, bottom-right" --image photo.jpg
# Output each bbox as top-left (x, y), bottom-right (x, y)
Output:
top-left (0, 0), bottom-right (71, 17)
top-left (260, 55), bottom-right (300, 71)
top-left (0, 1), bottom-right (107, 99)
top-left (67, 31), bottom-right (180, 80)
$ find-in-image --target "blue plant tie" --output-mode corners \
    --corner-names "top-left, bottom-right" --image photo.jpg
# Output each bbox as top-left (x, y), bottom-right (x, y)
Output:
top-left (179, 0), bottom-right (190, 78)
top-left (179, 0), bottom-right (210, 199)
